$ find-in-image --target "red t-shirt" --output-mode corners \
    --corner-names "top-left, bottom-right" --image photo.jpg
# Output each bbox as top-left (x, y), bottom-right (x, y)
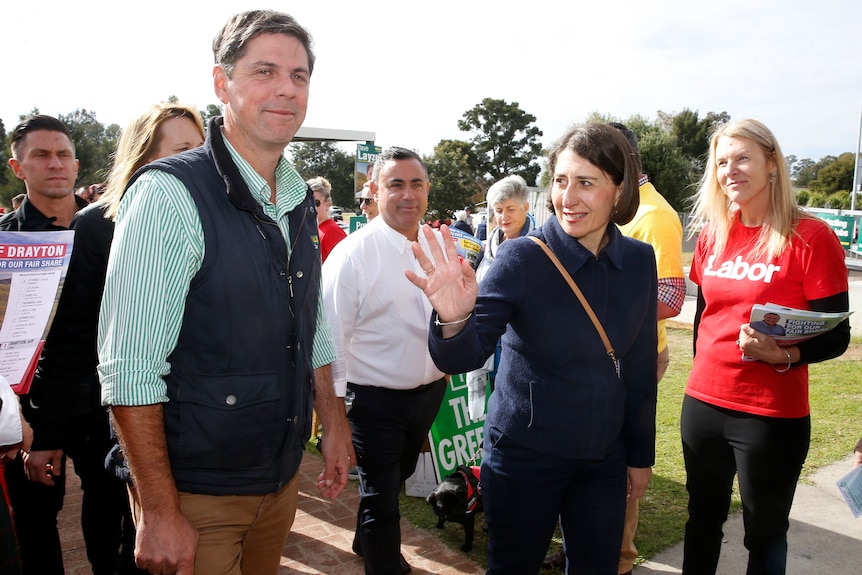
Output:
top-left (319, 218), bottom-right (347, 263)
top-left (687, 215), bottom-right (847, 418)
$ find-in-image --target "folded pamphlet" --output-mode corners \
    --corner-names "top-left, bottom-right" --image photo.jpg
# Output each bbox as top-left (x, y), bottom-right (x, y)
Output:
top-left (837, 464), bottom-right (862, 519)
top-left (742, 302), bottom-right (853, 361)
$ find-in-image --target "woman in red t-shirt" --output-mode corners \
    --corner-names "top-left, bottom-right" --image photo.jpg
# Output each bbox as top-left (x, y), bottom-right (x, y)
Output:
top-left (682, 119), bottom-right (850, 575)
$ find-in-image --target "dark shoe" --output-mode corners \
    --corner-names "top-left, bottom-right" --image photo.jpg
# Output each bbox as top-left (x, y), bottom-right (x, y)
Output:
top-left (351, 538), bottom-right (410, 574)
top-left (542, 549), bottom-right (566, 570)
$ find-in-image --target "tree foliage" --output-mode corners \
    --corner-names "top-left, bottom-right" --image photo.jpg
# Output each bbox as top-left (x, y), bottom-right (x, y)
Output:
top-left (59, 109), bottom-right (121, 187)
top-left (794, 156), bottom-right (835, 188)
top-left (203, 104), bottom-right (223, 128)
top-left (287, 142), bottom-right (355, 209)
top-left (807, 152), bottom-right (854, 195)
top-left (583, 111), bottom-right (708, 211)
top-left (424, 139), bottom-right (484, 220)
top-left (457, 98), bottom-right (543, 186)
top-left (658, 109), bottom-right (729, 167)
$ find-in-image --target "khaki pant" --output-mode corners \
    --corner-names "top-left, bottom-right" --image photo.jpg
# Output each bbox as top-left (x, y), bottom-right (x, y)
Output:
top-left (619, 345), bottom-right (669, 574)
top-left (130, 472), bottom-right (300, 575)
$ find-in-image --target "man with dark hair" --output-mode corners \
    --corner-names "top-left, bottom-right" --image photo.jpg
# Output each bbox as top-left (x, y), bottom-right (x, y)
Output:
top-left (1, 114), bottom-right (90, 575)
top-left (1, 114), bottom-right (85, 231)
top-left (98, 10), bottom-right (353, 575)
top-left (322, 146), bottom-right (448, 574)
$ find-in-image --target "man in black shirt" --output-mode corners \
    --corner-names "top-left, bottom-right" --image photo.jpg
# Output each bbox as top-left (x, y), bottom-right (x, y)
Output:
top-left (1, 115), bottom-right (131, 575)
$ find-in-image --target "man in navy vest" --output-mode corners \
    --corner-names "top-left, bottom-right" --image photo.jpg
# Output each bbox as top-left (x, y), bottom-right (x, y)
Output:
top-left (97, 11), bottom-right (353, 575)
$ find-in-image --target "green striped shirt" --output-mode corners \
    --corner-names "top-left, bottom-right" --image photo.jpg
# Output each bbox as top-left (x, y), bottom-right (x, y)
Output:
top-left (98, 133), bottom-right (336, 406)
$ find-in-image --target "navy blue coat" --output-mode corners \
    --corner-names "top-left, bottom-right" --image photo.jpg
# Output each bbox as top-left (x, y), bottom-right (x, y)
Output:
top-left (430, 215), bottom-right (658, 467)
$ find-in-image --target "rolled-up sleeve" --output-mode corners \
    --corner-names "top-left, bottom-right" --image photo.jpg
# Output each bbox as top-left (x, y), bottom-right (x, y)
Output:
top-left (98, 171), bottom-right (203, 406)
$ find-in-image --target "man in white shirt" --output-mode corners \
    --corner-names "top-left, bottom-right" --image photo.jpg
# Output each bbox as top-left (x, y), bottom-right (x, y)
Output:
top-left (322, 146), bottom-right (446, 575)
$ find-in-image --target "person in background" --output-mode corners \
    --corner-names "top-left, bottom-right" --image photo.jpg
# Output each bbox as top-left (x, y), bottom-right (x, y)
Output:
top-left (308, 175), bottom-right (347, 262)
top-left (24, 102), bottom-right (205, 575)
top-left (357, 181), bottom-right (379, 221)
top-left (11, 194), bottom-right (26, 211)
top-left (322, 146), bottom-right (448, 575)
top-left (449, 210), bottom-right (473, 234)
top-left (410, 123), bottom-right (658, 574)
top-left (463, 205), bottom-right (474, 233)
top-left (465, 175), bottom-right (535, 422)
top-left (0, 114), bottom-right (88, 575)
top-left (98, 11), bottom-right (353, 575)
top-left (76, 183), bottom-right (105, 204)
top-left (682, 119), bottom-right (850, 575)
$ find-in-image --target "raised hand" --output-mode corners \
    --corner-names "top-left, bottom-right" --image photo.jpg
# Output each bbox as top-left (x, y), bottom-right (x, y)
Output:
top-left (405, 224), bottom-right (478, 336)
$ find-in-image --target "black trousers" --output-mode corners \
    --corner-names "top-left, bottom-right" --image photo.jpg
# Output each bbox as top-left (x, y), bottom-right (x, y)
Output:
top-left (680, 395), bottom-right (810, 575)
top-left (5, 408), bottom-right (143, 575)
top-left (348, 379), bottom-right (446, 575)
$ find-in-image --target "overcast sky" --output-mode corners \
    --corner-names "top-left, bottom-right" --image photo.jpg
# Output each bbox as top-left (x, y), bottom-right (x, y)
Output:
top-left (4, 0), bottom-right (860, 164)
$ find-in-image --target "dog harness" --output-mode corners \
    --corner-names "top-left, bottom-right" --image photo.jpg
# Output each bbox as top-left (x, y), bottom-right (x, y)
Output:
top-left (456, 465), bottom-right (482, 514)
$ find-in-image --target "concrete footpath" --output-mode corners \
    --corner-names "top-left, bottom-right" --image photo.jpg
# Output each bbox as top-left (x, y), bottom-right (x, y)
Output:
top-left (635, 456), bottom-right (862, 574)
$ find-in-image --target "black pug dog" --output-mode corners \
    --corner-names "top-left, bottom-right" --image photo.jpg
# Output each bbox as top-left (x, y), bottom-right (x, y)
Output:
top-left (426, 465), bottom-right (483, 551)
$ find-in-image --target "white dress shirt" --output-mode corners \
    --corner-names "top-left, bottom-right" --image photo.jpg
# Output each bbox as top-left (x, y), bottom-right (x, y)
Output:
top-left (0, 375), bottom-right (23, 446)
top-left (322, 217), bottom-right (445, 396)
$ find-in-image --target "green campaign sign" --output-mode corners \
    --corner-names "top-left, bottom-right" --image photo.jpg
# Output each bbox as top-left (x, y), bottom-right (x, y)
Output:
top-left (818, 214), bottom-right (856, 248)
top-left (349, 215), bottom-right (367, 234)
top-left (355, 143), bottom-right (381, 194)
top-left (428, 373), bottom-right (488, 482)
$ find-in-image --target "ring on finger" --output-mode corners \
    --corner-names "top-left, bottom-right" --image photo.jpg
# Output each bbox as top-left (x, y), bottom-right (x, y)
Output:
top-left (422, 266), bottom-right (435, 274)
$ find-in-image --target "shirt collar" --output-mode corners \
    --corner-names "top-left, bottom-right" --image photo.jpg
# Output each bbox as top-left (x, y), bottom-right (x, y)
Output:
top-left (371, 216), bottom-right (425, 255)
top-left (221, 129), bottom-right (308, 212)
top-left (543, 214), bottom-right (625, 271)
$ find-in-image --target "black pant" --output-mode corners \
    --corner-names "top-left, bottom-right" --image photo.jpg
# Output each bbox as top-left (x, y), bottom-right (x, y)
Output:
top-left (680, 395), bottom-right (809, 575)
top-left (4, 408), bottom-right (143, 575)
top-left (348, 379), bottom-right (446, 575)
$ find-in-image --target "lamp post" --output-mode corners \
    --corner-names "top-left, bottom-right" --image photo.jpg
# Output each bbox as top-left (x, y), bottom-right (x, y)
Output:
top-left (852, 102), bottom-right (862, 211)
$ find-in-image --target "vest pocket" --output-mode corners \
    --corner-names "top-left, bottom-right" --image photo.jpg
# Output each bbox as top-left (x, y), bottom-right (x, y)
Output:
top-left (169, 372), bottom-right (283, 471)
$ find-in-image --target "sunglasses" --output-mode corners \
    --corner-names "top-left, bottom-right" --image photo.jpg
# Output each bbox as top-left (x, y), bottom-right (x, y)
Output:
top-left (314, 199), bottom-right (321, 207)
top-left (359, 198), bottom-right (374, 207)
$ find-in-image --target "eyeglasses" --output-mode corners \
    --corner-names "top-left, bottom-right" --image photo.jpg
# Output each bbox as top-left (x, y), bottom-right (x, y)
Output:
top-left (314, 199), bottom-right (321, 207)
top-left (359, 198), bottom-right (374, 207)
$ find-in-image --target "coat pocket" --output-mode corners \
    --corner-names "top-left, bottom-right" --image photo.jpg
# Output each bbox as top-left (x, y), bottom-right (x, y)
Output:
top-left (168, 372), bottom-right (283, 471)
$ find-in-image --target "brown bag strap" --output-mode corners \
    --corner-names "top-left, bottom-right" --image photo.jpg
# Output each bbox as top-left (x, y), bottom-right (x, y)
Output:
top-left (527, 236), bottom-right (619, 377)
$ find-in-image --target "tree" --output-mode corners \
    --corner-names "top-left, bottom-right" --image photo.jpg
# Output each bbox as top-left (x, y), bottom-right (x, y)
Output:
top-left (794, 156), bottom-right (835, 188)
top-left (658, 109), bottom-right (729, 167)
top-left (808, 152), bottom-right (854, 195)
top-left (287, 142), bottom-right (354, 208)
top-left (792, 158), bottom-right (815, 181)
top-left (424, 139), bottom-right (483, 220)
top-left (202, 104), bottom-right (223, 128)
top-left (457, 98), bottom-right (543, 186)
top-left (583, 111), bottom-right (696, 211)
top-left (0, 118), bottom-right (19, 209)
top-left (59, 109), bottom-right (120, 186)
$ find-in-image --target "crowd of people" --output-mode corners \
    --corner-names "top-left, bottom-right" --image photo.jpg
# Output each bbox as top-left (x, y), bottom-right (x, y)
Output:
top-left (0, 8), bottom-right (854, 575)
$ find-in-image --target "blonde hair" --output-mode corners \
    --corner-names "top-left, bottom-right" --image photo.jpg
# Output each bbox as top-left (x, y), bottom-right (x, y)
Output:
top-left (306, 176), bottom-right (332, 200)
top-left (100, 103), bottom-right (205, 220)
top-left (688, 118), bottom-right (808, 260)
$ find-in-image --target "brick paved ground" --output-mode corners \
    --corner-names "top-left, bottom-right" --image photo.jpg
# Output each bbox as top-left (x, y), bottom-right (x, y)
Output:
top-left (58, 451), bottom-right (485, 575)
